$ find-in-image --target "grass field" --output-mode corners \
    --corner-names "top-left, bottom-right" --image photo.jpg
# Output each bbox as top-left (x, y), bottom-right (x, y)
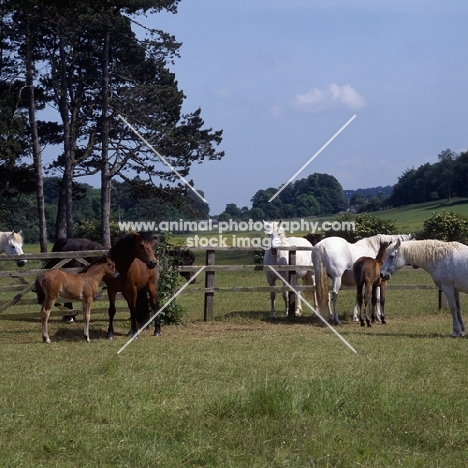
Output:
top-left (2, 249), bottom-right (468, 467)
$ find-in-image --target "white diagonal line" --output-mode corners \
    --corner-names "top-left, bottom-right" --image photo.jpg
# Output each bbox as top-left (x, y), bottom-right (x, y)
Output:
top-left (267, 266), bottom-right (357, 354)
top-left (117, 114), bottom-right (208, 204)
top-left (117, 266), bottom-right (206, 354)
top-left (268, 114), bottom-right (356, 202)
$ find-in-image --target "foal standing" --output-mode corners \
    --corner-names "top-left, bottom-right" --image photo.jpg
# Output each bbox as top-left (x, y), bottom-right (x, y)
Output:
top-left (353, 241), bottom-right (391, 327)
top-left (35, 255), bottom-right (118, 343)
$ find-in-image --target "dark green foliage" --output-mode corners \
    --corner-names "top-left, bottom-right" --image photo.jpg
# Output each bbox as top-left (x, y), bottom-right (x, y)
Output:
top-left (388, 149), bottom-right (467, 207)
top-left (421, 210), bottom-right (468, 244)
top-left (155, 232), bottom-right (186, 325)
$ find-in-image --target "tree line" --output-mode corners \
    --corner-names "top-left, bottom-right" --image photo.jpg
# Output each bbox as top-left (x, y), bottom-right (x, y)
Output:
top-left (218, 173), bottom-right (349, 221)
top-left (0, 0), bottom-right (223, 249)
top-left (387, 149), bottom-right (468, 207)
top-left (0, 176), bottom-right (207, 244)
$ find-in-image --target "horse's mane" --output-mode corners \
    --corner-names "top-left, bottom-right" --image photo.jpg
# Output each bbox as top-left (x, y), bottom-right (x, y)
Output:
top-left (83, 254), bottom-right (109, 272)
top-left (5, 231), bottom-right (24, 243)
top-left (109, 231), bottom-right (153, 257)
top-left (401, 239), bottom-right (462, 265)
top-left (360, 234), bottom-right (412, 250)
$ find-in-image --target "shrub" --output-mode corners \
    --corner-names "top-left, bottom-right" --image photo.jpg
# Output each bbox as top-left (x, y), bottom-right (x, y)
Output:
top-left (422, 210), bottom-right (468, 244)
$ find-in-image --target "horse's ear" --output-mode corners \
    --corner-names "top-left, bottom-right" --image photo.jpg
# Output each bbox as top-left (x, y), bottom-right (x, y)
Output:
top-left (396, 238), bottom-right (401, 248)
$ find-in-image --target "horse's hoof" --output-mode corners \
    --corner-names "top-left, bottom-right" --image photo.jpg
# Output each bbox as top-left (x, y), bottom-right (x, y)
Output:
top-left (153, 331), bottom-right (161, 337)
top-left (451, 331), bottom-right (464, 338)
top-left (106, 334), bottom-right (114, 340)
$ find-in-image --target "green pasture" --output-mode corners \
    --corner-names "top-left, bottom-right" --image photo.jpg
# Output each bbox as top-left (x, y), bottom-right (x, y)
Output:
top-left (1, 248), bottom-right (468, 467)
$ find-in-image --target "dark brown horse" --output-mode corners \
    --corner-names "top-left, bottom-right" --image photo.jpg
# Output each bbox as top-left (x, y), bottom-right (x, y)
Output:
top-left (105, 232), bottom-right (159, 339)
top-left (353, 241), bottom-right (391, 327)
top-left (35, 255), bottom-right (118, 343)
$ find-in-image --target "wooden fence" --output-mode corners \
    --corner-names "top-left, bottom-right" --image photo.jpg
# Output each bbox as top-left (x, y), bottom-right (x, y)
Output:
top-left (0, 247), bottom-right (445, 319)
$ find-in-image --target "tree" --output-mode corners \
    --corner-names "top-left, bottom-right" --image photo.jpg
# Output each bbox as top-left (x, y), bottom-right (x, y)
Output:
top-left (436, 149), bottom-right (456, 202)
top-left (2, 0), bottom-right (224, 246)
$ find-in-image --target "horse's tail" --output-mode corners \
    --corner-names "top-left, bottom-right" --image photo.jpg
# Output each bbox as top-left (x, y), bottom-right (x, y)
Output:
top-left (353, 259), bottom-right (364, 290)
top-left (34, 276), bottom-right (45, 305)
top-left (302, 272), bottom-right (314, 302)
top-left (312, 244), bottom-right (329, 308)
top-left (135, 288), bottom-right (151, 329)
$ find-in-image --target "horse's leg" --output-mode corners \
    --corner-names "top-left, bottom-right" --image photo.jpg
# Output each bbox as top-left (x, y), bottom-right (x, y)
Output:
top-left (106, 289), bottom-right (117, 340)
top-left (373, 285), bottom-right (381, 322)
top-left (363, 281), bottom-right (373, 328)
top-left (266, 273), bottom-right (277, 318)
top-left (356, 283), bottom-right (364, 327)
top-left (331, 276), bottom-right (342, 325)
top-left (125, 287), bottom-right (140, 338)
top-left (442, 286), bottom-right (463, 337)
top-left (82, 298), bottom-right (92, 343)
top-left (379, 280), bottom-right (387, 325)
top-left (41, 298), bottom-right (54, 344)
top-left (351, 302), bottom-right (360, 322)
top-left (454, 290), bottom-right (464, 336)
top-left (147, 284), bottom-right (161, 337)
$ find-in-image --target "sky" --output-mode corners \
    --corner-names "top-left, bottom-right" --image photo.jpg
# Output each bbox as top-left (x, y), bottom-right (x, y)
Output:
top-left (133, 0), bottom-right (468, 215)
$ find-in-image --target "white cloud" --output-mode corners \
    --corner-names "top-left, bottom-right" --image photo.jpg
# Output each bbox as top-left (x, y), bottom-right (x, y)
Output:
top-left (293, 83), bottom-right (366, 112)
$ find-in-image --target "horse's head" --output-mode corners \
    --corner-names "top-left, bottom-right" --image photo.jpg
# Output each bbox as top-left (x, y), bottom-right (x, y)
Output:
top-left (103, 255), bottom-right (120, 279)
top-left (134, 232), bottom-right (157, 269)
top-left (380, 239), bottom-right (403, 280)
top-left (5, 231), bottom-right (27, 267)
top-left (264, 219), bottom-right (284, 254)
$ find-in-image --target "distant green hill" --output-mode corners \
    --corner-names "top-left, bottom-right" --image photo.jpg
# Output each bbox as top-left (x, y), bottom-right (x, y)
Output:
top-left (365, 197), bottom-right (468, 233)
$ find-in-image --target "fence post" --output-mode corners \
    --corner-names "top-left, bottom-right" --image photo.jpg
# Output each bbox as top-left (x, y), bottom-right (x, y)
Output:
top-left (204, 249), bottom-right (215, 321)
top-left (288, 249), bottom-right (297, 317)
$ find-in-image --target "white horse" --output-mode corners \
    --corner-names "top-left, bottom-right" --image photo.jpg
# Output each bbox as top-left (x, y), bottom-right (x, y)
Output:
top-left (380, 238), bottom-right (468, 337)
top-left (312, 233), bottom-right (413, 325)
top-left (0, 231), bottom-right (27, 267)
top-left (263, 220), bottom-right (317, 318)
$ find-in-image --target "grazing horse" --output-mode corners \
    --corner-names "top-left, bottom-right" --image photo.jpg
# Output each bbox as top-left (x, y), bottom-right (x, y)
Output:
top-left (35, 255), bottom-right (118, 343)
top-left (353, 241), bottom-right (391, 327)
top-left (43, 237), bottom-right (106, 323)
top-left (312, 234), bottom-right (413, 325)
top-left (263, 220), bottom-right (317, 317)
top-left (44, 237), bottom-right (105, 269)
top-left (105, 232), bottom-right (159, 339)
top-left (0, 230), bottom-right (27, 267)
top-left (380, 239), bottom-right (468, 337)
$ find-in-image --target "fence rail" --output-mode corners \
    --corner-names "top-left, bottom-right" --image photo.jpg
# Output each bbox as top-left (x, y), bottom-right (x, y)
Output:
top-left (0, 247), bottom-right (446, 318)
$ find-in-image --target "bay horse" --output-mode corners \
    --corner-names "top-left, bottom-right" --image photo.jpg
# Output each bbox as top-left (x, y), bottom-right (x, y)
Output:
top-left (353, 241), bottom-right (391, 327)
top-left (312, 233), bottom-right (413, 325)
top-left (0, 230), bottom-right (27, 267)
top-left (380, 239), bottom-right (468, 337)
top-left (263, 220), bottom-right (317, 317)
top-left (105, 231), bottom-right (159, 339)
top-left (35, 255), bottom-right (118, 343)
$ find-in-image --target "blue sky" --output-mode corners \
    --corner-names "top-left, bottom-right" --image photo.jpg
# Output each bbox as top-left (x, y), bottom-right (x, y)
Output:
top-left (136, 0), bottom-right (467, 215)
